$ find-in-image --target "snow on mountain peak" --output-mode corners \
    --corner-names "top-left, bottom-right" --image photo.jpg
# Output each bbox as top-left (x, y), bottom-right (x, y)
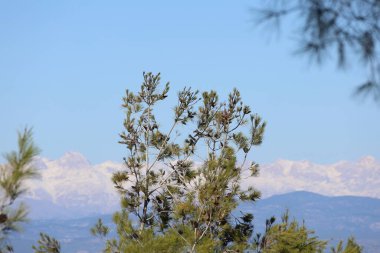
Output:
top-left (55, 151), bottom-right (91, 169)
top-left (358, 155), bottom-right (376, 166)
top-left (22, 153), bottom-right (380, 219)
top-left (247, 156), bottom-right (380, 199)
top-left (24, 152), bottom-right (124, 218)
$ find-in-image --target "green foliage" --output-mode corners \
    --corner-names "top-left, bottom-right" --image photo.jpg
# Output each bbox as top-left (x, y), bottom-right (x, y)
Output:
top-left (331, 237), bottom-right (363, 253)
top-left (91, 218), bottom-right (110, 238)
top-left (254, 211), bottom-right (327, 253)
top-left (32, 233), bottom-right (61, 253)
top-left (0, 128), bottom-right (40, 251)
top-left (98, 72), bottom-right (266, 252)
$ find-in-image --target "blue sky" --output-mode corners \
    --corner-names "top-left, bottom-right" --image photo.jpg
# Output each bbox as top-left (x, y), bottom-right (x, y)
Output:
top-left (1, 1), bottom-right (379, 164)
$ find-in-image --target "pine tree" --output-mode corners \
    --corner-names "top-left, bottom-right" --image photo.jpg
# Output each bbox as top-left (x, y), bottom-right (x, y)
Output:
top-left (93, 72), bottom-right (266, 252)
top-left (0, 128), bottom-right (40, 252)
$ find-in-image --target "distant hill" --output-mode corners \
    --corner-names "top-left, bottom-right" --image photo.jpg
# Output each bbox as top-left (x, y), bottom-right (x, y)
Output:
top-left (11, 191), bottom-right (380, 253)
top-left (241, 191), bottom-right (380, 252)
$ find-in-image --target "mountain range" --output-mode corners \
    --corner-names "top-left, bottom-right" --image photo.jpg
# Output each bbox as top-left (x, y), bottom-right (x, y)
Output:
top-left (10, 191), bottom-right (380, 253)
top-left (22, 152), bottom-right (380, 219)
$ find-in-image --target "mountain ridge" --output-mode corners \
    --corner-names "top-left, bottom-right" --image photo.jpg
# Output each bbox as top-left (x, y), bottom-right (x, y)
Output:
top-left (11, 190), bottom-right (380, 253)
top-left (20, 152), bottom-right (380, 220)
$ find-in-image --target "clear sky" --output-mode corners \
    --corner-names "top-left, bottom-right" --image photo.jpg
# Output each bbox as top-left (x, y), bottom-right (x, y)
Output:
top-left (1, 1), bottom-right (379, 164)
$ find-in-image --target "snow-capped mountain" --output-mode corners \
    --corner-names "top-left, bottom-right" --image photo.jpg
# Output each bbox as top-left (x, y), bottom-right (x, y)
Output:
top-left (250, 155), bottom-right (380, 198)
top-left (24, 152), bottom-right (123, 219)
top-left (21, 152), bottom-right (380, 219)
